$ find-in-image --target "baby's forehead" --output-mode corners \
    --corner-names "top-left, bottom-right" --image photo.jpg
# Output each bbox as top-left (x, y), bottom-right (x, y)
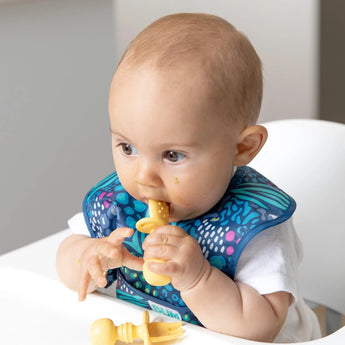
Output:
top-left (112, 61), bottom-right (241, 130)
top-left (114, 61), bottom-right (225, 109)
top-left (111, 62), bottom-right (233, 118)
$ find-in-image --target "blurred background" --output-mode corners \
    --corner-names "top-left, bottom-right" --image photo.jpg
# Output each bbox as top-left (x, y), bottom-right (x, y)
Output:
top-left (1, 0), bottom-right (344, 254)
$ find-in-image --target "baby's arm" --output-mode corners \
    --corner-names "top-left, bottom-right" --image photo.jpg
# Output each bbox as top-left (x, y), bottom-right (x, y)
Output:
top-left (143, 225), bottom-right (290, 342)
top-left (56, 228), bottom-right (143, 301)
top-left (182, 265), bottom-right (290, 342)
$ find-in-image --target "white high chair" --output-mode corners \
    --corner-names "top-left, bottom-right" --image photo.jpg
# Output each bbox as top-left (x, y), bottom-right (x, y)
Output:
top-left (249, 119), bottom-right (345, 344)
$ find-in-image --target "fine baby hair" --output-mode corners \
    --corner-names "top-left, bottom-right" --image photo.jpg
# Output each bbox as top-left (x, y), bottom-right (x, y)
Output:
top-left (116, 12), bottom-right (263, 127)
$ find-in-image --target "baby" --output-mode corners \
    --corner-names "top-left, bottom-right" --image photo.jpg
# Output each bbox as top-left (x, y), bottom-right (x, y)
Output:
top-left (56, 13), bottom-right (320, 342)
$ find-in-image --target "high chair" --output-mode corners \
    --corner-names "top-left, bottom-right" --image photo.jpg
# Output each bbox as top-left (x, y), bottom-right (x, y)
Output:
top-left (249, 119), bottom-right (345, 344)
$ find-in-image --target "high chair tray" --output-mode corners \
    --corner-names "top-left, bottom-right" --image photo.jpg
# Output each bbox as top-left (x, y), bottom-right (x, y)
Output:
top-left (1, 229), bottom-right (344, 345)
top-left (0, 267), bottom-right (242, 345)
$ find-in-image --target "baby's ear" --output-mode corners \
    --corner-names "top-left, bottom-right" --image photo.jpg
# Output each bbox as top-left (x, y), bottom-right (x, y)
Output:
top-left (234, 125), bottom-right (268, 166)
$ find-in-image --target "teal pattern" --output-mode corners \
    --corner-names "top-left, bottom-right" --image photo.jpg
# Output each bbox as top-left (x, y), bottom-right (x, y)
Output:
top-left (82, 166), bottom-right (296, 326)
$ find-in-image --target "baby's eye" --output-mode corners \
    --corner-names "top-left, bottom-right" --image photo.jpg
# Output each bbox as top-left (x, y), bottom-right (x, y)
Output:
top-left (120, 143), bottom-right (137, 156)
top-left (163, 151), bottom-right (185, 163)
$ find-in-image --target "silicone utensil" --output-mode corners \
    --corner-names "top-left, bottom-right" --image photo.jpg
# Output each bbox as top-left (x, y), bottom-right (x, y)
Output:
top-left (90, 310), bottom-right (183, 345)
top-left (136, 200), bottom-right (171, 286)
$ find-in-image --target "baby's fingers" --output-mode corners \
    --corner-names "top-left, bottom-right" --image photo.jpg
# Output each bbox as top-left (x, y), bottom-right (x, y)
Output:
top-left (96, 241), bottom-right (120, 260)
top-left (121, 247), bottom-right (144, 271)
top-left (78, 255), bottom-right (105, 301)
top-left (78, 269), bottom-right (92, 302)
top-left (88, 255), bottom-right (108, 288)
top-left (107, 227), bottom-right (134, 246)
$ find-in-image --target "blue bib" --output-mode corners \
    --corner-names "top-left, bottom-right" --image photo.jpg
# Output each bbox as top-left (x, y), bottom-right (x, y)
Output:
top-left (83, 166), bottom-right (296, 325)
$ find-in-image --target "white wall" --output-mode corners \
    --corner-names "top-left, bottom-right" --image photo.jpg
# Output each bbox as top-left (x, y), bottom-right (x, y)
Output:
top-left (113, 0), bottom-right (319, 123)
top-left (0, 0), bottom-right (319, 254)
top-left (0, 0), bottom-right (115, 254)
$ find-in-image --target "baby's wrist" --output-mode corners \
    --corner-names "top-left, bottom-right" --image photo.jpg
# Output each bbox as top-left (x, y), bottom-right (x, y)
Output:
top-left (180, 258), bottom-right (211, 294)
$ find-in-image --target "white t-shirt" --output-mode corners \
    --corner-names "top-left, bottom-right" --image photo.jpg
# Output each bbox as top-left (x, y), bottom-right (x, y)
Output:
top-left (234, 218), bottom-right (321, 342)
top-left (68, 213), bottom-right (321, 343)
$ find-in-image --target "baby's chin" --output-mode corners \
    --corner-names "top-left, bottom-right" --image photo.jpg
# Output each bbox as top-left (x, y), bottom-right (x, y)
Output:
top-left (169, 206), bottom-right (205, 223)
top-left (168, 207), bottom-right (184, 223)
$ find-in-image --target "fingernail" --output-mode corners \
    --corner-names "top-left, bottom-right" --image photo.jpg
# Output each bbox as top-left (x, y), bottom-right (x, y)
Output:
top-left (97, 277), bottom-right (105, 286)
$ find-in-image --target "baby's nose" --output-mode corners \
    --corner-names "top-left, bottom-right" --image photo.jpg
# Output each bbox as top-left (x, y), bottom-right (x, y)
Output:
top-left (135, 160), bottom-right (163, 188)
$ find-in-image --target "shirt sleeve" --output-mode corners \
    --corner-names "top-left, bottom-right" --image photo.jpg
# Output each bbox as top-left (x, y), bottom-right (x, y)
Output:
top-left (234, 217), bottom-right (303, 304)
top-left (67, 212), bottom-right (90, 236)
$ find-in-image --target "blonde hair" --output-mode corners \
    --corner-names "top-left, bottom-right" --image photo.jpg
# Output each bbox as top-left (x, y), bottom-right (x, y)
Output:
top-left (118, 13), bottom-right (263, 126)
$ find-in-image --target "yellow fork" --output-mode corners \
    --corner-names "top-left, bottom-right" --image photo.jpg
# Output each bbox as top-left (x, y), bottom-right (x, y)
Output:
top-left (90, 310), bottom-right (183, 345)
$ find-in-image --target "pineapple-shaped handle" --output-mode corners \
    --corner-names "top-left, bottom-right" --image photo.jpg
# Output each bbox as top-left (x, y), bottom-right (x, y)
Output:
top-left (90, 311), bottom-right (150, 345)
top-left (90, 311), bottom-right (183, 345)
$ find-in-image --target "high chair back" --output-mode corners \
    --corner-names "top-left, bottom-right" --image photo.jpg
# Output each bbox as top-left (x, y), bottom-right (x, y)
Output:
top-left (250, 119), bottom-right (345, 319)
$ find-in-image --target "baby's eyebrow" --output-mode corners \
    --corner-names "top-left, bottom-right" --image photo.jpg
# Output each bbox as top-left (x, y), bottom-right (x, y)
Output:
top-left (109, 128), bottom-right (125, 137)
top-left (110, 128), bottom-right (199, 149)
top-left (109, 129), bottom-right (132, 143)
top-left (160, 141), bottom-right (200, 149)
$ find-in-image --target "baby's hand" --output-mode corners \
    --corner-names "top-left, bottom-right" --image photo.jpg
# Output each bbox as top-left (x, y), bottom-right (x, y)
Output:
top-left (78, 227), bottom-right (143, 301)
top-left (142, 225), bottom-right (210, 292)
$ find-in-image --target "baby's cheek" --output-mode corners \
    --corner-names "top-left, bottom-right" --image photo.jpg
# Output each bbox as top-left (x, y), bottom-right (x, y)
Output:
top-left (117, 171), bottom-right (136, 194)
top-left (172, 182), bottom-right (209, 208)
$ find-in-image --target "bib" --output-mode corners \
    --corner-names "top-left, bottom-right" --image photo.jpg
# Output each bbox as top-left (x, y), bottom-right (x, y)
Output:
top-left (83, 166), bottom-right (296, 325)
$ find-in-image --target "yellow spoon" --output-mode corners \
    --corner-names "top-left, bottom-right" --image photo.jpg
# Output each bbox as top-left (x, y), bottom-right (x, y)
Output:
top-left (136, 200), bottom-right (171, 286)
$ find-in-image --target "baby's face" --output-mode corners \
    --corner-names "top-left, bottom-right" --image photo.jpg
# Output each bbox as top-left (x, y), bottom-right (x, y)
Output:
top-left (109, 65), bottom-right (239, 221)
